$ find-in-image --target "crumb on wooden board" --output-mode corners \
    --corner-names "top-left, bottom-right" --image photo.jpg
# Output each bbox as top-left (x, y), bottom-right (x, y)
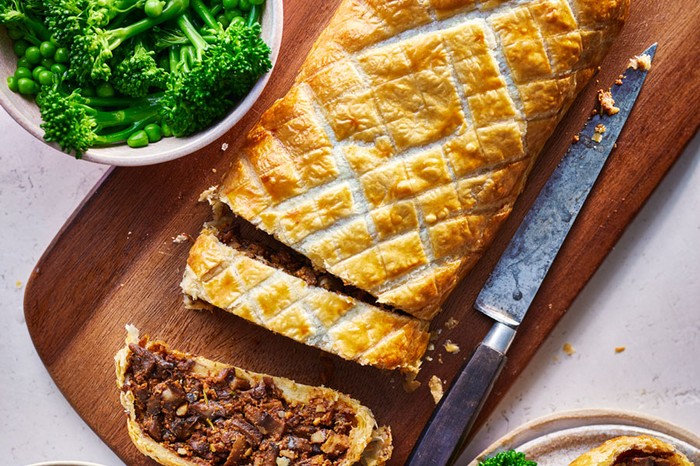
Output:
top-left (428, 376), bottom-right (444, 404)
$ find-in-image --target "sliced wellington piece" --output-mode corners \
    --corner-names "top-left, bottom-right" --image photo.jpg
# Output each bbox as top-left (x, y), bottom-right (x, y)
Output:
top-left (116, 325), bottom-right (393, 466)
top-left (568, 435), bottom-right (695, 466)
top-left (201, 0), bottom-right (629, 320)
top-left (181, 228), bottom-right (430, 372)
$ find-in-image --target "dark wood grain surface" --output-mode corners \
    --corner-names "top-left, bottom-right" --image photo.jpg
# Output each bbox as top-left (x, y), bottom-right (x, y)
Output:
top-left (24, 1), bottom-right (700, 465)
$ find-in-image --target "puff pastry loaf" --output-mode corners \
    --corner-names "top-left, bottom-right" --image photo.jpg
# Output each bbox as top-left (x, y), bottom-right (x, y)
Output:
top-left (116, 325), bottom-right (393, 466)
top-left (569, 435), bottom-right (695, 466)
top-left (181, 227), bottom-right (430, 372)
top-left (197, 0), bottom-right (628, 320)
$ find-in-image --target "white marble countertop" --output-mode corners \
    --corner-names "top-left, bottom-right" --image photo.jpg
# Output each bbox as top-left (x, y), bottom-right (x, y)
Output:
top-left (1, 105), bottom-right (698, 465)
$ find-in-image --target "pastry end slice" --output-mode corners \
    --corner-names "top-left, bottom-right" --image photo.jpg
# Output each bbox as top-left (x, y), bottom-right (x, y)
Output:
top-left (569, 435), bottom-right (695, 466)
top-left (116, 325), bottom-right (393, 466)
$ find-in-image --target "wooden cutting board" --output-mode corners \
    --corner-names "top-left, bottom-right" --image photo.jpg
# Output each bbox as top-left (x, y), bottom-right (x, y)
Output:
top-left (24, 1), bottom-right (700, 465)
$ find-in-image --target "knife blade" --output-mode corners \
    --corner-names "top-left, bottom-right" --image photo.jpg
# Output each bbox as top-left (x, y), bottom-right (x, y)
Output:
top-left (407, 43), bottom-right (657, 466)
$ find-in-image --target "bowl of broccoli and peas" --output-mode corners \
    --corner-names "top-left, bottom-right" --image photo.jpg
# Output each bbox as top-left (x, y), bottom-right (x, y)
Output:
top-left (0, 0), bottom-right (282, 165)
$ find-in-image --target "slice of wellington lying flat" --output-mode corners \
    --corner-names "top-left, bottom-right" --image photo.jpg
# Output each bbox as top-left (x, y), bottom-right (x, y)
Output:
top-left (184, 0), bottom-right (629, 367)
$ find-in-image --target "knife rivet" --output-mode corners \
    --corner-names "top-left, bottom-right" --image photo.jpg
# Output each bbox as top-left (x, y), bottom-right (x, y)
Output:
top-left (512, 290), bottom-right (523, 301)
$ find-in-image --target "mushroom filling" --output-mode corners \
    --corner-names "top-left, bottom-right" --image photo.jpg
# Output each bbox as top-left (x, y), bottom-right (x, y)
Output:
top-left (614, 451), bottom-right (674, 466)
top-left (213, 212), bottom-right (398, 313)
top-left (123, 342), bottom-right (357, 465)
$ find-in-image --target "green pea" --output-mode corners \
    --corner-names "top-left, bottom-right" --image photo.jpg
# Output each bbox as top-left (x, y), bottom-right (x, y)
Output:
top-left (40, 41), bottom-right (57, 58)
top-left (31, 65), bottom-right (46, 81)
top-left (95, 82), bottom-right (115, 98)
top-left (127, 130), bottom-right (149, 148)
top-left (38, 70), bottom-right (54, 86)
top-left (144, 123), bottom-right (163, 143)
top-left (15, 66), bottom-right (32, 80)
top-left (13, 39), bottom-right (29, 57)
top-left (7, 27), bottom-right (24, 41)
top-left (225, 9), bottom-right (242, 21)
top-left (160, 120), bottom-right (173, 137)
top-left (25, 46), bottom-right (42, 65)
top-left (7, 75), bottom-right (19, 92)
top-left (17, 57), bottom-right (31, 69)
top-left (216, 13), bottom-right (230, 28)
top-left (144, 0), bottom-right (165, 17)
top-left (250, 0), bottom-right (264, 5)
top-left (54, 47), bottom-right (69, 63)
top-left (223, 0), bottom-right (239, 9)
top-left (51, 63), bottom-right (68, 76)
top-left (41, 57), bottom-right (54, 69)
top-left (17, 77), bottom-right (38, 95)
top-left (239, 0), bottom-right (251, 10)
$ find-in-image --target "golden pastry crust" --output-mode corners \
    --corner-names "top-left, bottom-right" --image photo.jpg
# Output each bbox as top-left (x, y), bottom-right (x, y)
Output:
top-left (569, 435), bottom-right (695, 466)
top-left (181, 228), bottom-right (430, 372)
top-left (210, 0), bottom-right (628, 320)
top-left (115, 326), bottom-right (393, 466)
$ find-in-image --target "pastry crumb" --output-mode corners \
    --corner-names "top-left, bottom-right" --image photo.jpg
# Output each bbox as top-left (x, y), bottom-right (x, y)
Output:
top-left (402, 372), bottom-right (421, 393)
top-left (597, 89), bottom-right (620, 115)
top-left (425, 356), bottom-right (433, 362)
top-left (615, 346), bottom-right (626, 353)
top-left (592, 123), bottom-right (607, 143)
top-left (15, 280), bottom-right (22, 288)
top-left (427, 343), bottom-right (435, 352)
top-left (563, 342), bottom-right (576, 356)
top-left (430, 329), bottom-right (442, 341)
top-left (428, 376), bottom-right (444, 404)
top-left (572, 134), bottom-right (580, 144)
top-left (212, 168), bottom-right (217, 173)
top-left (221, 142), bottom-right (229, 151)
top-left (198, 185), bottom-right (219, 203)
top-left (615, 74), bottom-right (625, 85)
top-left (628, 54), bottom-right (652, 71)
top-left (444, 340), bottom-right (460, 354)
top-left (172, 233), bottom-right (191, 244)
top-left (444, 317), bottom-right (459, 330)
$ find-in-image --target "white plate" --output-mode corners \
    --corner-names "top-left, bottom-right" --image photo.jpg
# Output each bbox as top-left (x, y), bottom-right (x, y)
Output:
top-left (469, 410), bottom-right (700, 466)
top-left (0, 2), bottom-right (284, 166)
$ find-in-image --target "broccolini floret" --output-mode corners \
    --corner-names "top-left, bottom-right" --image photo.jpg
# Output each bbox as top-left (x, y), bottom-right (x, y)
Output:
top-left (479, 450), bottom-right (538, 466)
top-left (159, 4), bottom-right (271, 136)
top-left (112, 40), bottom-right (167, 96)
top-left (37, 84), bottom-right (161, 156)
top-left (68, 0), bottom-right (189, 85)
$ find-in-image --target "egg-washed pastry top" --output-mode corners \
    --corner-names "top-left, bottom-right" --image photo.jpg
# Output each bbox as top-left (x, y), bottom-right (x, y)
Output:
top-left (115, 325), bottom-right (393, 466)
top-left (206, 0), bottom-right (629, 320)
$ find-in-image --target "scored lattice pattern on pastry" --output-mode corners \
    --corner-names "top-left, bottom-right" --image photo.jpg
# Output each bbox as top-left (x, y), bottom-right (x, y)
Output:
top-left (181, 229), bottom-right (430, 371)
top-left (210, 0), bottom-right (628, 320)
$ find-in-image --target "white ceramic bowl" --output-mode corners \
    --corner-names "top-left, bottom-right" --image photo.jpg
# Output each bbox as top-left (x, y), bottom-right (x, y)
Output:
top-left (0, 2), bottom-right (283, 166)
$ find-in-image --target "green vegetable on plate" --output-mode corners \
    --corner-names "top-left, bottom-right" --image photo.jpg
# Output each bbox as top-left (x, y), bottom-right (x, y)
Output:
top-left (0, 0), bottom-right (272, 158)
top-left (479, 450), bottom-right (538, 466)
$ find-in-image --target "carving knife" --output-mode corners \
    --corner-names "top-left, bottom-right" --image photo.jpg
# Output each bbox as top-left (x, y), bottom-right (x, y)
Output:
top-left (407, 43), bottom-right (657, 466)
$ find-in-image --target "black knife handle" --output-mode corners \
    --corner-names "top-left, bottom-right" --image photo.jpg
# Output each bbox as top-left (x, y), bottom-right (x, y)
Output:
top-left (406, 343), bottom-right (507, 466)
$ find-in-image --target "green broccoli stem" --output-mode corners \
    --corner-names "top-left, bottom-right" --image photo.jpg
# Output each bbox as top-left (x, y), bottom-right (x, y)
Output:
top-left (190, 0), bottom-right (220, 32)
top-left (246, 3), bottom-right (262, 27)
top-left (0, 7), bottom-right (52, 44)
top-left (104, 0), bottom-right (190, 50)
top-left (176, 12), bottom-right (208, 62)
top-left (83, 92), bottom-right (164, 108)
top-left (92, 116), bottom-right (159, 146)
top-left (90, 101), bottom-right (161, 129)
